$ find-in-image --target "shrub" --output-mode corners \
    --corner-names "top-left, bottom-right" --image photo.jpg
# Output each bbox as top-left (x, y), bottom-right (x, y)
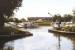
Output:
top-left (62, 26), bottom-right (75, 32)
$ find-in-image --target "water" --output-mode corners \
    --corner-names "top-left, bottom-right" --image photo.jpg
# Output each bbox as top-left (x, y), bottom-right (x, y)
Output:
top-left (1, 26), bottom-right (75, 50)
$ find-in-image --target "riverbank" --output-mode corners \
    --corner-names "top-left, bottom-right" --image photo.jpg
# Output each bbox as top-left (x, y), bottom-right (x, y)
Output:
top-left (0, 26), bottom-right (33, 37)
top-left (48, 26), bottom-right (75, 35)
top-left (48, 29), bottom-right (75, 34)
top-left (0, 26), bottom-right (33, 50)
top-left (0, 33), bottom-right (32, 49)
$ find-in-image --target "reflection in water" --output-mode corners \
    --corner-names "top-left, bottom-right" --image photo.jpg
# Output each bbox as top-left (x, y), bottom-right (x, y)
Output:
top-left (0, 37), bottom-right (15, 50)
top-left (58, 35), bottom-right (61, 50)
top-left (0, 33), bottom-right (32, 50)
top-left (1, 26), bottom-right (75, 50)
top-left (3, 41), bottom-right (14, 50)
top-left (53, 33), bottom-right (75, 50)
top-left (0, 37), bottom-right (10, 50)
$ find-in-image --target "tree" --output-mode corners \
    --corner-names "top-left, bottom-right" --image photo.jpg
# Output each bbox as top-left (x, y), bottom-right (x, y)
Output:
top-left (72, 9), bottom-right (75, 23)
top-left (63, 14), bottom-right (72, 22)
top-left (53, 14), bottom-right (61, 22)
top-left (52, 15), bottom-right (57, 22)
top-left (0, 0), bottom-right (22, 28)
top-left (20, 18), bottom-right (26, 22)
top-left (53, 14), bottom-right (61, 28)
top-left (14, 18), bottom-right (20, 25)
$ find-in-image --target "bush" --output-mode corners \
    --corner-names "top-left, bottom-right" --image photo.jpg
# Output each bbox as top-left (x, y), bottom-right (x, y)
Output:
top-left (62, 26), bottom-right (75, 32)
top-left (0, 27), bottom-right (25, 34)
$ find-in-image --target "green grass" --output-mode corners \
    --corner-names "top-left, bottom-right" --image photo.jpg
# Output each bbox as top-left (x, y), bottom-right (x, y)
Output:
top-left (0, 27), bottom-right (26, 35)
top-left (34, 21), bottom-right (51, 26)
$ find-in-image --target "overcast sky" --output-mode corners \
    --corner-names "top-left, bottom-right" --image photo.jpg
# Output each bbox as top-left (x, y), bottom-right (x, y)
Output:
top-left (14, 0), bottom-right (75, 19)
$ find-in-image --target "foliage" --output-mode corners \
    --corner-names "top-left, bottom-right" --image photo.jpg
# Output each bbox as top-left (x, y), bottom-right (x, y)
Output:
top-left (72, 9), bottom-right (75, 23)
top-left (0, 0), bottom-right (22, 17)
top-left (0, 0), bottom-right (22, 28)
top-left (62, 25), bottom-right (75, 32)
top-left (52, 14), bottom-right (61, 22)
top-left (0, 26), bottom-right (26, 35)
top-left (14, 18), bottom-right (20, 23)
top-left (20, 18), bottom-right (26, 22)
top-left (63, 14), bottom-right (73, 22)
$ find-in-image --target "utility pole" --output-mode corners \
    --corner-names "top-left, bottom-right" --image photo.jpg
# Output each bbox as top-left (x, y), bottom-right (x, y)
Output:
top-left (48, 12), bottom-right (53, 25)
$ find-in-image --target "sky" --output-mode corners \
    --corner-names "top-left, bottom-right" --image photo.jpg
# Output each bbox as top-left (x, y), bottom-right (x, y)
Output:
top-left (14, 0), bottom-right (75, 19)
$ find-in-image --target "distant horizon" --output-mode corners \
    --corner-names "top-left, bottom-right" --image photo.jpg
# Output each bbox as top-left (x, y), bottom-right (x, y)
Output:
top-left (14, 0), bottom-right (75, 19)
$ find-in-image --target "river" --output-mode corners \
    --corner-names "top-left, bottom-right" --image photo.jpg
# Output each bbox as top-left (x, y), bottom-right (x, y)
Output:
top-left (1, 26), bottom-right (75, 50)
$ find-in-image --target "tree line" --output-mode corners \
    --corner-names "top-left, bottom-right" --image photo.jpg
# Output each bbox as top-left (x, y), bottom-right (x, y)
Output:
top-left (52, 14), bottom-right (73, 22)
